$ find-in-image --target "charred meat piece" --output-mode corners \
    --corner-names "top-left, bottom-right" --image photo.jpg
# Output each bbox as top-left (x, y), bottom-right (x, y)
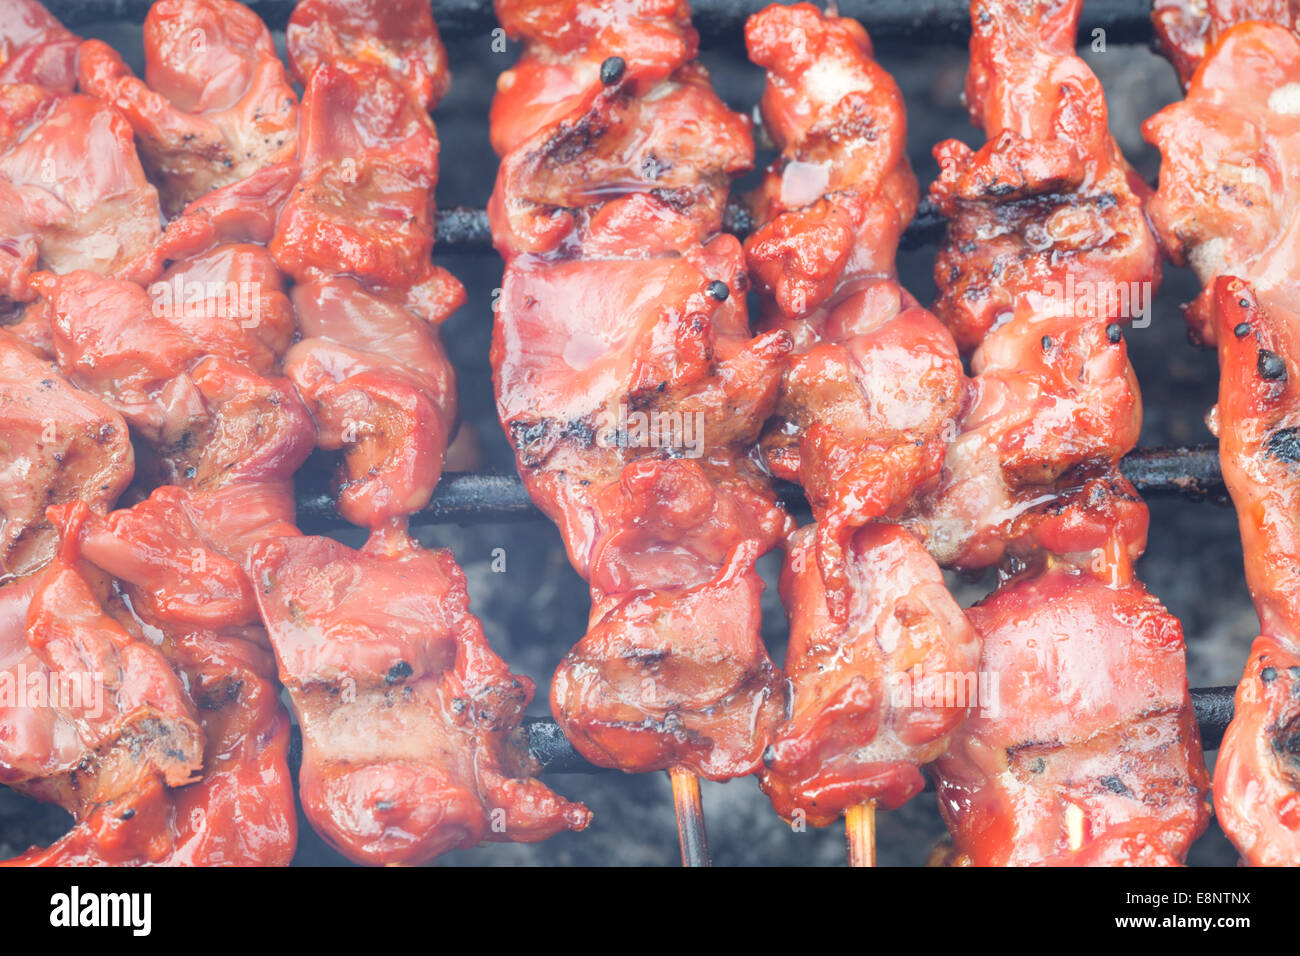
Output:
top-left (1145, 22), bottom-right (1300, 347)
top-left (0, 84), bottom-right (162, 303)
top-left (930, 0), bottom-right (1159, 352)
top-left (760, 525), bottom-right (979, 826)
top-left (745, 4), bottom-right (965, 610)
top-left (270, 57), bottom-right (463, 324)
top-left (1145, 17), bottom-right (1300, 866)
top-left (5, 494), bottom-right (296, 866)
top-left (6, 629), bottom-right (296, 867)
top-left (0, 331), bottom-right (134, 580)
top-left (1203, 279), bottom-right (1300, 864)
top-left (914, 0), bottom-right (1205, 867)
top-left (287, 278), bottom-right (457, 530)
top-left (0, 528), bottom-right (205, 830)
top-left (251, 528), bottom-right (591, 865)
top-left (1213, 634), bottom-right (1300, 867)
top-left (274, 0), bottom-right (464, 529)
top-left (905, 0), bottom-right (1156, 572)
top-left (78, 0), bottom-right (299, 216)
top-left (932, 566), bottom-right (1211, 866)
top-left (31, 258), bottom-right (313, 491)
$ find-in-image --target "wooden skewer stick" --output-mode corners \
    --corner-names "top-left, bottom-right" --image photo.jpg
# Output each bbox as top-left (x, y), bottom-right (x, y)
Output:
top-left (845, 801), bottom-right (876, 867)
top-left (669, 768), bottom-right (710, 867)
top-left (1065, 803), bottom-right (1085, 853)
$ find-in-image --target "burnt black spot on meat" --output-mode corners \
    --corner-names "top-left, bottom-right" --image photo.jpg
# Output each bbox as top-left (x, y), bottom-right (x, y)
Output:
top-left (1258, 349), bottom-right (1287, 381)
top-left (562, 418), bottom-right (596, 445)
top-left (1099, 775), bottom-right (1132, 796)
top-left (627, 647), bottom-right (669, 665)
top-left (510, 419), bottom-right (549, 449)
top-left (649, 186), bottom-right (694, 212)
top-left (600, 56), bottom-right (626, 86)
top-left (385, 661), bottom-right (414, 684)
top-left (1272, 715), bottom-right (1300, 764)
top-left (535, 108), bottom-right (610, 167)
top-left (1234, 322), bottom-right (1252, 338)
top-left (1265, 427), bottom-right (1300, 465)
top-left (641, 152), bottom-right (668, 181)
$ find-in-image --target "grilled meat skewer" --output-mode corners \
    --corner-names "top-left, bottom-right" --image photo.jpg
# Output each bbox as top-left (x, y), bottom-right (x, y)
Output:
top-left (739, 3), bottom-right (979, 830)
top-left (922, 0), bottom-right (1210, 866)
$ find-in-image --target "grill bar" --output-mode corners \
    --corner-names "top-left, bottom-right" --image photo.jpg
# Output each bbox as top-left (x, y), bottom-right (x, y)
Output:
top-left (435, 200), bottom-right (945, 252)
top-left (47, 0), bottom-right (1159, 45)
top-left (525, 685), bottom-right (1239, 775)
top-left (295, 445), bottom-right (1229, 533)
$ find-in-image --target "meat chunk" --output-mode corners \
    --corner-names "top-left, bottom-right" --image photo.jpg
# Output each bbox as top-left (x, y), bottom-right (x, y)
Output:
top-left (739, 4), bottom-right (979, 825)
top-left (78, 0), bottom-right (299, 216)
top-left (32, 259), bottom-right (313, 490)
top-left (1204, 279), bottom-right (1300, 864)
top-left (287, 278), bottom-right (457, 529)
top-left (1153, 0), bottom-right (1300, 88)
top-left (0, 84), bottom-right (162, 303)
top-left (905, 0), bottom-right (1156, 571)
top-left (760, 525), bottom-right (979, 825)
top-left (5, 493), bottom-right (297, 866)
top-left (251, 528), bottom-right (591, 865)
top-left (1145, 22), bottom-right (1300, 346)
top-left (0, 542), bottom-right (205, 826)
top-left (0, 0), bottom-right (78, 91)
top-left (287, 0), bottom-right (451, 110)
top-left (0, 331), bottom-right (133, 579)
top-left (932, 567), bottom-right (1211, 866)
top-left (744, 4), bottom-right (966, 615)
top-left (270, 59), bottom-right (463, 324)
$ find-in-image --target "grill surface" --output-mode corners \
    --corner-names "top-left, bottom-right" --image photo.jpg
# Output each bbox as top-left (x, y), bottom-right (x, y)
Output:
top-left (0, 0), bottom-right (1256, 866)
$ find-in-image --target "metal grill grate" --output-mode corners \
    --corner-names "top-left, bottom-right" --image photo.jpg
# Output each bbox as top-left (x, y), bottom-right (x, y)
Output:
top-left (1, 0), bottom-right (1250, 864)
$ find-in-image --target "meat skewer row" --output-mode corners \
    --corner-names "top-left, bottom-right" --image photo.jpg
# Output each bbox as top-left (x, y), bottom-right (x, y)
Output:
top-left (0, 27), bottom-right (293, 869)
top-left (254, 0), bottom-right (589, 865)
top-left (1145, 7), bottom-right (1300, 865)
top-left (488, 0), bottom-right (796, 862)
top-left (1, 0), bottom-right (315, 864)
top-left (739, 3), bottom-right (977, 864)
top-left (4, 0), bottom-right (587, 866)
top-left (913, 0), bottom-right (1210, 865)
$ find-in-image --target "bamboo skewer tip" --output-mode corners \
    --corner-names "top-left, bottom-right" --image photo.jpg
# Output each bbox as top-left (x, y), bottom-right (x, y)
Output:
top-left (846, 802), bottom-right (877, 868)
top-left (669, 768), bottom-right (711, 868)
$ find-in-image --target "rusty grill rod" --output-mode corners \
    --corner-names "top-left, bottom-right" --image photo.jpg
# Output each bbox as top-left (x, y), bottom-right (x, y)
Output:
top-left (295, 445), bottom-right (1229, 533)
top-left (434, 200), bottom-right (946, 253)
top-left (46, 0), bottom-right (1161, 45)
